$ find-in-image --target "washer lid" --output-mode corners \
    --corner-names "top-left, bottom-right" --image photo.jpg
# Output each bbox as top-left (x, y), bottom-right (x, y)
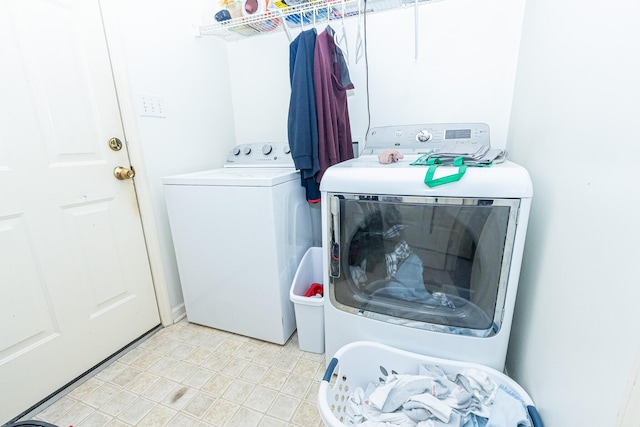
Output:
top-left (162, 167), bottom-right (299, 187)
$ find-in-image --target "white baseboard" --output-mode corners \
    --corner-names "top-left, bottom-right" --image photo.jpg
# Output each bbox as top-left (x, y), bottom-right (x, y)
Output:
top-left (172, 303), bottom-right (187, 323)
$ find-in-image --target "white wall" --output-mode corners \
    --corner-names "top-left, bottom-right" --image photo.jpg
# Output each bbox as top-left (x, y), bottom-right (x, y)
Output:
top-left (227, 0), bottom-right (526, 149)
top-left (106, 0), bottom-right (236, 316)
top-left (506, 1), bottom-right (640, 426)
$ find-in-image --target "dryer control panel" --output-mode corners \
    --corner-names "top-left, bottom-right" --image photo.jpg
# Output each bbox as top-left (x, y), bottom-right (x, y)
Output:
top-left (362, 123), bottom-right (490, 155)
top-left (224, 142), bottom-right (294, 168)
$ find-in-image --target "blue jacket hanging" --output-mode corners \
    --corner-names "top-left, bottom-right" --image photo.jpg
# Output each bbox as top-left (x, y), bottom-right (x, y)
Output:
top-left (288, 29), bottom-right (321, 203)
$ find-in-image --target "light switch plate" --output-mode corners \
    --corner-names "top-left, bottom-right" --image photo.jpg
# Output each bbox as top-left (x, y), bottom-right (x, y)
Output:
top-left (138, 94), bottom-right (166, 118)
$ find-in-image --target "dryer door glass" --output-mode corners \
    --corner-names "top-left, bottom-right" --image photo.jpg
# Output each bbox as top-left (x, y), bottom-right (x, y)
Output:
top-left (327, 194), bottom-right (519, 337)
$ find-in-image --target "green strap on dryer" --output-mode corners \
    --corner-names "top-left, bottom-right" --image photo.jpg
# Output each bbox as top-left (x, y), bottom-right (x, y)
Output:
top-left (423, 157), bottom-right (467, 187)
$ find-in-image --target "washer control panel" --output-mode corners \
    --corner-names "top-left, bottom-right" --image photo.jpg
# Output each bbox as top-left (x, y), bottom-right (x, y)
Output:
top-left (225, 142), bottom-right (294, 167)
top-left (362, 123), bottom-right (490, 155)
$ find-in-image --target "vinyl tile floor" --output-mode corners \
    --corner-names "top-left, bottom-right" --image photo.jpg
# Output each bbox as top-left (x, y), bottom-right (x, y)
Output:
top-left (31, 320), bottom-right (326, 427)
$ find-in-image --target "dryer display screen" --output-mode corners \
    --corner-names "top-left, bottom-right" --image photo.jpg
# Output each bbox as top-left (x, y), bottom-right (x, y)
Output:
top-left (445, 129), bottom-right (472, 139)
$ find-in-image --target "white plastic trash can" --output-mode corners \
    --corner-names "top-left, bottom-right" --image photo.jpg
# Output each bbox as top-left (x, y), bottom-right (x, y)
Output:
top-left (290, 247), bottom-right (325, 353)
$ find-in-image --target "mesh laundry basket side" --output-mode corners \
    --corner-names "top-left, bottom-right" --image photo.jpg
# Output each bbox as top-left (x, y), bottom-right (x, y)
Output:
top-left (317, 341), bottom-right (543, 427)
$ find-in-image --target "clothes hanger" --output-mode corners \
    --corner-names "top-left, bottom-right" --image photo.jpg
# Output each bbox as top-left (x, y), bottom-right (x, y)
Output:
top-left (414, 0), bottom-right (419, 61)
top-left (336, 0), bottom-right (350, 63)
top-left (355, 0), bottom-right (364, 64)
top-left (326, 4), bottom-right (330, 29)
top-left (282, 13), bottom-right (292, 41)
top-left (313, 5), bottom-right (317, 29)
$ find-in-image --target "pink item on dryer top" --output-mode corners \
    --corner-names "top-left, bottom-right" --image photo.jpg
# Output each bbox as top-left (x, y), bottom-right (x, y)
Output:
top-left (378, 149), bottom-right (404, 164)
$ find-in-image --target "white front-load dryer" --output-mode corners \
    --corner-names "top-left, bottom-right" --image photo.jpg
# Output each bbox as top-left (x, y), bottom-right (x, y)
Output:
top-left (320, 124), bottom-right (533, 371)
top-left (163, 142), bottom-right (315, 344)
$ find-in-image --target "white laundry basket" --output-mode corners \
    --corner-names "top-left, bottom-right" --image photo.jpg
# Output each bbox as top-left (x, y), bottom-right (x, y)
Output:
top-left (318, 341), bottom-right (544, 427)
top-left (290, 247), bottom-right (325, 353)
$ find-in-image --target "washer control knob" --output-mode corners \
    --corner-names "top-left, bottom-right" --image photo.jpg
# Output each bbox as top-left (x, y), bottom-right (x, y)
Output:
top-left (283, 145), bottom-right (291, 154)
top-left (416, 130), bottom-right (433, 143)
top-left (262, 144), bottom-right (273, 155)
top-left (232, 147), bottom-right (241, 156)
top-left (243, 146), bottom-right (252, 155)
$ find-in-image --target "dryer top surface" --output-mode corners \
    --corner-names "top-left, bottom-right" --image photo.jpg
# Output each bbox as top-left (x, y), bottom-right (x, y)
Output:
top-left (320, 158), bottom-right (533, 198)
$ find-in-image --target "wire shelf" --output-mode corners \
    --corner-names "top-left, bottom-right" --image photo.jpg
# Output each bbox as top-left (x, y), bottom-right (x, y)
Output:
top-left (198, 0), bottom-right (437, 41)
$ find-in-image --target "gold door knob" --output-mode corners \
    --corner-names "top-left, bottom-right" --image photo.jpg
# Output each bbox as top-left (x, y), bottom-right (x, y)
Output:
top-left (114, 166), bottom-right (135, 180)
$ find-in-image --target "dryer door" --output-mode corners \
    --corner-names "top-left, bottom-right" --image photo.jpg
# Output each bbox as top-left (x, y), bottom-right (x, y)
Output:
top-left (327, 194), bottom-right (519, 337)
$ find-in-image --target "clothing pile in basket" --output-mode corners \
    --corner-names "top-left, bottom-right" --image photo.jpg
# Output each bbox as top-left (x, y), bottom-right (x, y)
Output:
top-left (344, 363), bottom-right (532, 427)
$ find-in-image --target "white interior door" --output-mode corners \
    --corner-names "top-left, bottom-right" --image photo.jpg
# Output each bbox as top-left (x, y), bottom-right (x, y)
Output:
top-left (0, 0), bottom-right (160, 422)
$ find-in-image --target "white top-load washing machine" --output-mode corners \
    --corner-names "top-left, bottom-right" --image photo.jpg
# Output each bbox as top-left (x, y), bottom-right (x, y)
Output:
top-left (163, 142), bottom-right (315, 344)
top-left (320, 123), bottom-right (533, 370)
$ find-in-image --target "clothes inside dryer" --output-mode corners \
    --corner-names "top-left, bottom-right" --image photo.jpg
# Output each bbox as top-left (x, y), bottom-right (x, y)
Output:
top-left (330, 195), bottom-right (518, 336)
